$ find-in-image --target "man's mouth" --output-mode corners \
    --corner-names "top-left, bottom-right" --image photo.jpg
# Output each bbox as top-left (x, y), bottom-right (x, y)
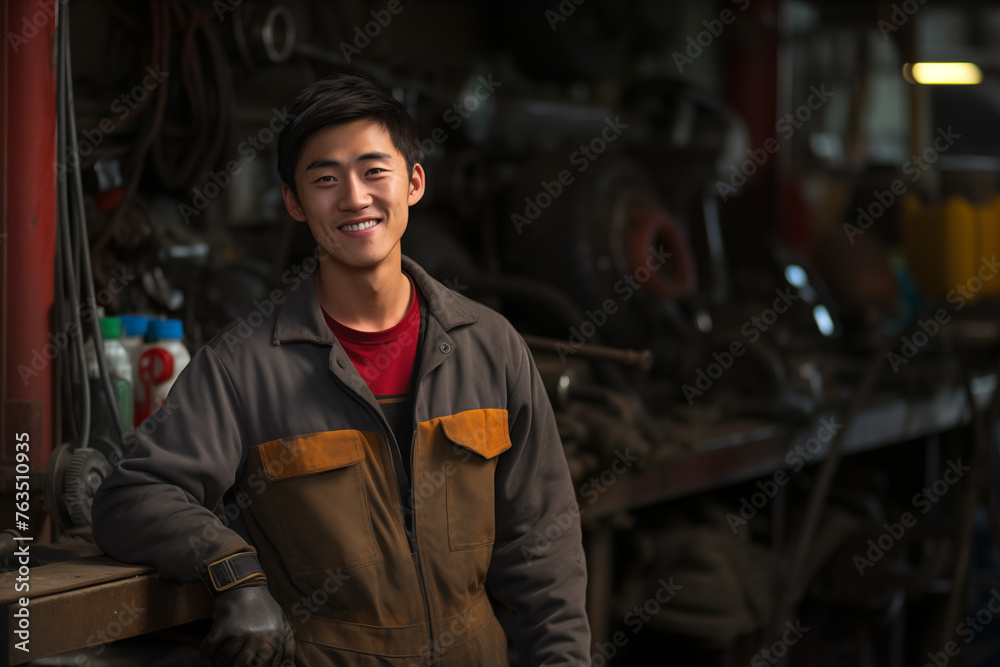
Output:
top-left (339, 219), bottom-right (381, 232)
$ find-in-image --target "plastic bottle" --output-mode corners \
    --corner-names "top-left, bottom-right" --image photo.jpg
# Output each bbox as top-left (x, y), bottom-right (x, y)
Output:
top-left (137, 319), bottom-right (191, 422)
top-left (118, 315), bottom-right (152, 427)
top-left (84, 317), bottom-right (134, 432)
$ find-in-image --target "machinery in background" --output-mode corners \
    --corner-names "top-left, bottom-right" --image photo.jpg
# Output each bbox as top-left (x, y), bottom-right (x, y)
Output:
top-left (5, 2), bottom-right (1000, 666)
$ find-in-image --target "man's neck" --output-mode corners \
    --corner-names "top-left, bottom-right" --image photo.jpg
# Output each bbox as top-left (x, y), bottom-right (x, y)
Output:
top-left (314, 251), bottom-right (412, 332)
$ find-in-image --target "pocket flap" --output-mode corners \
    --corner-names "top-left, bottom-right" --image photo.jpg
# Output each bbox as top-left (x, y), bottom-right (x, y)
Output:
top-left (439, 409), bottom-right (512, 459)
top-left (257, 430), bottom-right (366, 481)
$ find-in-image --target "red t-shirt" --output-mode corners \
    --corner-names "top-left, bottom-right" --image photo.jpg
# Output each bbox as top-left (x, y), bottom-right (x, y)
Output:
top-left (322, 276), bottom-right (421, 459)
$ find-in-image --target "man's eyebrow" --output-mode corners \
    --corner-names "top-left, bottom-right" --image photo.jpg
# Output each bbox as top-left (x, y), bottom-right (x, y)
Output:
top-left (304, 152), bottom-right (393, 171)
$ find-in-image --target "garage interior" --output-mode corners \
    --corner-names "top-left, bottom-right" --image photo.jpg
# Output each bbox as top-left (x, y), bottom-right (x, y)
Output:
top-left (4, 0), bottom-right (1000, 664)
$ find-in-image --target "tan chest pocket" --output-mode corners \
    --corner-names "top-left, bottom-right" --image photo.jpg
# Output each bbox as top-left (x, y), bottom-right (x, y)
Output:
top-left (251, 430), bottom-right (382, 577)
top-left (437, 409), bottom-right (512, 552)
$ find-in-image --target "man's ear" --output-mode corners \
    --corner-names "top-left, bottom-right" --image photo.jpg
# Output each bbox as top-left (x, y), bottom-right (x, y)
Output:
top-left (407, 163), bottom-right (426, 207)
top-left (282, 182), bottom-right (307, 222)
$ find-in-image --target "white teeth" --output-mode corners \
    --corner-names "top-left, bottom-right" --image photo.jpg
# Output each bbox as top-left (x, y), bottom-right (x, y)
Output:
top-left (341, 220), bottom-right (379, 232)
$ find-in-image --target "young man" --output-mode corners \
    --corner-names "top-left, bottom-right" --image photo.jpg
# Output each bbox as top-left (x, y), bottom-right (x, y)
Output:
top-left (92, 74), bottom-right (591, 666)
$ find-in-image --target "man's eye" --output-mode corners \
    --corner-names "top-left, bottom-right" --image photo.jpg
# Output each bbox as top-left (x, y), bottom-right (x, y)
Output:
top-left (316, 175), bottom-right (336, 183)
top-left (367, 168), bottom-right (386, 176)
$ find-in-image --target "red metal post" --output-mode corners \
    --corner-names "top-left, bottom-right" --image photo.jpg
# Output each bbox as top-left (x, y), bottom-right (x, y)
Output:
top-left (2, 0), bottom-right (58, 472)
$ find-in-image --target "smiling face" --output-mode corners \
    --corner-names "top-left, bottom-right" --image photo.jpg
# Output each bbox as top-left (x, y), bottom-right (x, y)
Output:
top-left (282, 118), bottom-right (425, 273)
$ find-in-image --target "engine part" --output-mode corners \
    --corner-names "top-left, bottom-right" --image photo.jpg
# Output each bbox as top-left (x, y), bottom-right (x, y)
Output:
top-left (63, 447), bottom-right (113, 528)
top-left (44, 443), bottom-right (75, 532)
top-left (229, 3), bottom-right (297, 70)
top-left (501, 156), bottom-right (697, 348)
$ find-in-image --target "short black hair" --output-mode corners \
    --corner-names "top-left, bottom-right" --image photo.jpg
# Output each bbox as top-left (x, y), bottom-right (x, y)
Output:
top-left (277, 74), bottom-right (419, 198)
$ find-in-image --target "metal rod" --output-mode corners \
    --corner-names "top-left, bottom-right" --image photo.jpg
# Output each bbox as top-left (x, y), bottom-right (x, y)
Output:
top-left (520, 334), bottom-right (654, 371)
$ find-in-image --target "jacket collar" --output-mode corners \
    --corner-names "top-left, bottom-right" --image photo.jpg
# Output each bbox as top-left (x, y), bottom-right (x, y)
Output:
top-left (272, 254), bottom-right (478, 345)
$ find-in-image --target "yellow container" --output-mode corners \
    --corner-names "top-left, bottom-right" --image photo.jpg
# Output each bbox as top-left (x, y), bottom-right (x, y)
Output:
top-left (901, 194), bottom-right (1000, 301)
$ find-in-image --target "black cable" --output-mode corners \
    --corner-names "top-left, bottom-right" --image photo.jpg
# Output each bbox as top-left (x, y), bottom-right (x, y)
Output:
top-left (53, 188), bottom-right (70, 446)
top-left (56, 8), bottom-right (91, 451)
top-left (64, 13), bottom-right (126, 443)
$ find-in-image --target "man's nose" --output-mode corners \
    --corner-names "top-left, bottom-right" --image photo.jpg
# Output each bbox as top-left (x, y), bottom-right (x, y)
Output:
top-left (339, 173), bottom-right (372, 210)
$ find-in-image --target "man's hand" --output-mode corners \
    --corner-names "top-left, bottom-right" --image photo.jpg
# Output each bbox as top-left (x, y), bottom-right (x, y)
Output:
top-left (201, 585), bottom-right (296, 667)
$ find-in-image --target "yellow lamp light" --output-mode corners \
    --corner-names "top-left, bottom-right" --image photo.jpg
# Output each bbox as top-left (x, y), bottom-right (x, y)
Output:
top-left (904, 62), bottom-right (982, 85)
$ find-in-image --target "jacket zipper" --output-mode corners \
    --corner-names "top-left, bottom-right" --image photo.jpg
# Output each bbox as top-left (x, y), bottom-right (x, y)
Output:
top-left (408, 428), bottom-right (438, 664)
top-left (334, 372), bottom-right (437, 664)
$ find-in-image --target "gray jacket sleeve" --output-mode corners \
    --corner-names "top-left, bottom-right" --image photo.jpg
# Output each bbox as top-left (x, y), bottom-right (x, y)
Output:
top-left (91, 345), bottom-right (252, 580)
top-left (487, 335), bottom-right (591, 666)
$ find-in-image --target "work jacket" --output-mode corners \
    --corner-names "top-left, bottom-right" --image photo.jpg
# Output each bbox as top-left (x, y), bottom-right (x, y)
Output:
top-left (92, 255), bottom-right (591, 666)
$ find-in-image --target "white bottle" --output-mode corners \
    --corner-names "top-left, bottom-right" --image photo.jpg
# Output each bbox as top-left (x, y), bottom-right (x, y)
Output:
top-left (137, 319), bottom-right (191, 423)
top-left (85, 317), bottom-right (134, 432)
top-left (118, 315), bottom-right (152, 427)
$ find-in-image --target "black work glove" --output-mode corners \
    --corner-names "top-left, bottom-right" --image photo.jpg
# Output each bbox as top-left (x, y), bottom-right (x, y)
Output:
top-left (200, 584), bottom-right (296, 667)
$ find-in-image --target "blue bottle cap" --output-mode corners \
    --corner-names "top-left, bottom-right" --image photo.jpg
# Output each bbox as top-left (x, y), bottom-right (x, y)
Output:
top-left (119, 314), bottom-right (152, 337)
top-left (148, 319), bottom-right (184, 341)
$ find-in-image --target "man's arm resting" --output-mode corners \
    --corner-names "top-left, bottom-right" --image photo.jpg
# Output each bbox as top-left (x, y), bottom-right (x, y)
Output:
top-left (91, 345), bottom-right (253, 580)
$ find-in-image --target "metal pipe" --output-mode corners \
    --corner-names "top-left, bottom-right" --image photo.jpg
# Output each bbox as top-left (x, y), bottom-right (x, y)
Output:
top-left (520, 334), bottom-right (654, 371)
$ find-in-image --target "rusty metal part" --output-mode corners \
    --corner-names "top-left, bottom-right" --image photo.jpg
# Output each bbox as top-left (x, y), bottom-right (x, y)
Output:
top-left (0, 555), bottom-right (212, 665)
top-left (521, 334), bottom-right (654, 371)
top-left (612, 190), bottom-right (697, 300)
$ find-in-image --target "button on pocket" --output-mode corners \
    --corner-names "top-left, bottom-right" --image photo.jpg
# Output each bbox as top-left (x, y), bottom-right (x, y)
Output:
top-left (254, 430), bottom-right (382, 577)
top-left (438, 409), bottom-right (512, 551)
